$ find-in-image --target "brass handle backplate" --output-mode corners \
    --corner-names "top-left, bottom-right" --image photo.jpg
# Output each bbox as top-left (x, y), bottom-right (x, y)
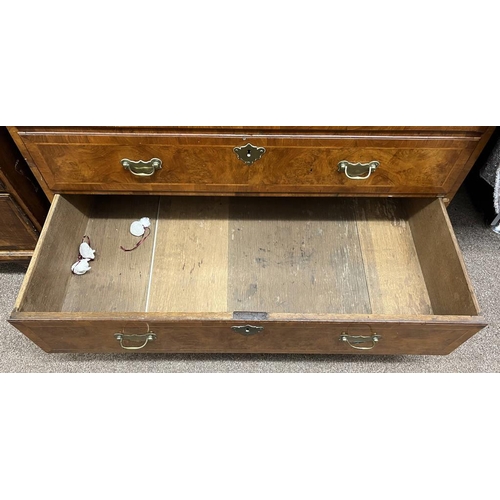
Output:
top-left (338, 160), bottom-right (379, 180)
top-left (122, 158), bottom-right (162, 177)
top-left (340, 333), bottom-right (381, 350)
top-left (114, 332), bottom-right (157, 350)
top-left (231, 325), bottom-right (264, 336)
top-left (233, 143), bottom-right (266, 165)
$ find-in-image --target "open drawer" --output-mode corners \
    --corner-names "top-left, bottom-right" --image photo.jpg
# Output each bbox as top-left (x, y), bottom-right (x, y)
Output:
top-left (9, 194), bottom-right (486, 354)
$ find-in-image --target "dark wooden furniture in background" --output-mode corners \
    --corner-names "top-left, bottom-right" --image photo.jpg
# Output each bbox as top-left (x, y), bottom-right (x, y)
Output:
top-left (0, 127), bottom-right (50, 261)
top-left (7, 126), bottom-right (495, 355)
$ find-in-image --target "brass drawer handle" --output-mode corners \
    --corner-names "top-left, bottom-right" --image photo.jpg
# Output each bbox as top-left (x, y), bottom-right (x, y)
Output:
top-left (338, 160), bottom-right (379, 180)
top-left (231, 325), bottom-right (264, 336)
top-left (121, 158), bottom-right (162, 177)
top-left (340, 333), bottom-right (381, 350)
top-left (114, 332), bottom-right (157, 350)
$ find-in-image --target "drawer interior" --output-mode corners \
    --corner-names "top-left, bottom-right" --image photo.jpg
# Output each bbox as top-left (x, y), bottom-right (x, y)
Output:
top-left (16, 195), bottom-right (479, 318)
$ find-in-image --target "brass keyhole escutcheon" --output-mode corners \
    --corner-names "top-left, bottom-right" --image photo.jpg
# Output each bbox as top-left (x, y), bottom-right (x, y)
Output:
top-left (233, 143), bottom-right (266, 165)
top-left (231, 325), bottom-right (264, 336)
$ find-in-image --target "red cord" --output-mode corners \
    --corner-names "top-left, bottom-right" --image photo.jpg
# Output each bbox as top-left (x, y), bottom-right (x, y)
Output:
top-left (120, 226), bottom-right (151, 252)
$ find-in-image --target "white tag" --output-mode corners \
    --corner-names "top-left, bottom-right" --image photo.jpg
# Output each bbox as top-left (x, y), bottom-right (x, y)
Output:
top-left (79, 242), bottom-right (96, 260)
top-left (130, 220), bottom-right (145, 237)
top-left (139, 217), bottom-right (151, 228)
top-left (71, 259), bottom-right (91, 275)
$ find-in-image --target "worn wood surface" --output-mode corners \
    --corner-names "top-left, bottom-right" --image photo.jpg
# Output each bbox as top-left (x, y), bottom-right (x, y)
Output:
top-left (446, 126), bottom-right (496, 200)
top-left (8, 314), bottom-right (486, 354)
top-left (0, 194), bottom-right (38, 250)
top-left (12, 126), bottom-right (491, 137)
top-left (0, 127), bottom-right (49, 260)
top-left (355, 198), bottom-right (433, 315)
top-left (0, 250), bottom-right (33, 261)
top-left (228, 197), bottom-right (370, 314)
top-left (0, 127), bottom-right (49, 230)
top-left (16, 195), bottom-right (92, 312)
top-left (407, 198), bottom-right (480, 316)
top-left (148, 197), bottom-right (229, 312)
top-left (10, 127), bottom-right (491, 198)
top-left (6, 126), bottom-right (55, 202)
top-left (10, 192), bottom-right (487, 355)
top-left (62, 196), bottom-right (159, 312)
top-left (16, 195), bottom-right (480, 318)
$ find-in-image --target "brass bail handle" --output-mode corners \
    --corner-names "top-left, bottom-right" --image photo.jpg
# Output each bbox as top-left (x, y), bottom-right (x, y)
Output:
top-left (114, 325), bottom-right (157, 350)
top-left (338, 160), bottom-right (379, 180)
top-left (121, 158), bottom-right (162, 177)
top-left (340, 333), bottom-right (381, 350)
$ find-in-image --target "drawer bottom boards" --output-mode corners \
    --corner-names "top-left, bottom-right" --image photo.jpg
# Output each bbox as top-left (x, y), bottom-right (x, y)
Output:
top-left (9, 195), bottom-right (486, 354)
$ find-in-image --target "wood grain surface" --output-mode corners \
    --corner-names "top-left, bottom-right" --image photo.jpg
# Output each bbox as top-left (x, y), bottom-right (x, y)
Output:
top-left (62, 196), bottom-right (159, 312)
top-left (0, 194), bottom-right (38, 250)
top-left (16, 195), bottom-right (477, 318)
top-left (408, 198), bottom-right (480, 316)
top-left (10, 192), bottom-right (486, 355)
top-left (16, 195), bottom-right (92, 312)
top-left (10, 126), bottom-right (493, 198)
top-left (8, 314), bottom-right (486, 355)
top-left (148, 197), bottom-right (229, 313)
top-left (7, 125), bottom-right (493, 355)
top-left (228, 197), bottom-right (371, 314)
top-left (6, 126), bottom-right (55, 202)
top-left (355, 198), bottom-right (433, 315)
top-left (12, 126), bottom-right (491, 139)
top-left (0, 127), bottom-right (49, 231)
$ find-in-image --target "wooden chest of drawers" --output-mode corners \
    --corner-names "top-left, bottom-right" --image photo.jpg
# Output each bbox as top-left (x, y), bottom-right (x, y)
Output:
top-left (7, 126), bottom-right (494, 354)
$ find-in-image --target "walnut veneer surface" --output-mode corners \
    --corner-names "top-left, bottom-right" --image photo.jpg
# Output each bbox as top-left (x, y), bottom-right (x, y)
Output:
top-left (9, 126), bottom-right (494, 200)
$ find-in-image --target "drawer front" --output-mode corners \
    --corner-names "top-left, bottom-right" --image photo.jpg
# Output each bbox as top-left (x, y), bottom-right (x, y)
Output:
top-left (14, 128), bottom-right (488, 196)
top-left (9, 318), bottom-right (484, 355)
top-left (0, 194), bottom-right (37, 251)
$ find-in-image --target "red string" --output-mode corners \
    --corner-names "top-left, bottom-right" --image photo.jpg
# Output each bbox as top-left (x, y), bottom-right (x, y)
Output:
top-left (120, 226), bottom-right (151, 252)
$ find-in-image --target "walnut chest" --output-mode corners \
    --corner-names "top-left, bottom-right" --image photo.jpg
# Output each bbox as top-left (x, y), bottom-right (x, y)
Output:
top-left (7, 126), bottom-right (494, 354)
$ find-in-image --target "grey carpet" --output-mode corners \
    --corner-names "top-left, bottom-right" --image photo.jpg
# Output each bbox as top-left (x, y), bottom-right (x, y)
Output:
top-left (1, 186), bottom-right (499, 373)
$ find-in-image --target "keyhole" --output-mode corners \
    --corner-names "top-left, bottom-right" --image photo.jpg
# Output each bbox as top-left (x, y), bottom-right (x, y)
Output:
top-left (245, 327), bottom-right (250, 333)
top-left (246, 150), bottom-right (252, 157)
